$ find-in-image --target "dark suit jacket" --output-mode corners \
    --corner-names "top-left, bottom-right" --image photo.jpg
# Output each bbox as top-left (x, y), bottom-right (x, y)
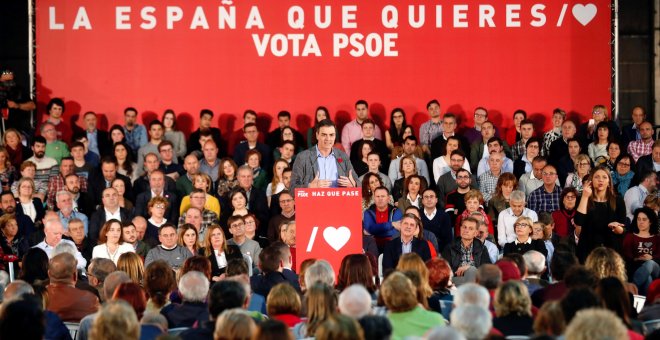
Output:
top-left (441, 238), bottom-right (492, 273)
top-left (75, 192), bottom-right (95, 218)
top-left (15, 198), bottom-right (46, 224)
top-left (88, 172), bottom-right (133, 206)
top-left (382, 237), bottom-right (432, 272)
top-left (96, 130), bottom-right (112, 157)
top-left (188, 128), bottom-right (223, 156)
top-left (621, 124), bottom-right (638, 150)
top-left (205, 245), bottom-right (243, 277)
top-left (291, 146), bottom-right (360, 191)
top-left (548, 138), bottom-right (569, 167)
top-left (436, 172), bottom-right (478, 208)
top-left (88, 206), bottom-right (134, 243)
top-left (133, 175), bottom-right (177, 197)
top-left (247, 186), bottom-right (270, 231)
top-left (233, 142), bottom-right (273, 174)
top-left (134, 191), bottom-right (179, 222)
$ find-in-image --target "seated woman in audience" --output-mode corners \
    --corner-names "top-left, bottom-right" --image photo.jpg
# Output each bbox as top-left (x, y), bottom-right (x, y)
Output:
top-left (492, 280), bottom-right (534, 336)
top-left (266, 283), bottom-right (303, 327)
top-left (391, 126), bottom-right (425, 160)
top-left (109, 124), bottom-right (127, 145)
top-left (162, 109), bottom-right (187, 160)
top-left (503, 216), bottom-right (548, 257)
top-left (513, 137), bottom-right (541, 178)
top-left (243, 213), bottom-right (269, 249)
top-left (336, 253), bottom-right (378, 297)
top-left (588, 121), bottom-right (612, 163)
top-left (0, 147), bottom-right (17, 190)
top-left (220, 188), bottom-right (250, 227)
top-left (487, 172), bottom-right (518, 228)
top-left (11, 161), bottom-right (46, 202)
top-left (532, 300), bottom-right (565, 337)
top-left (117, 252), bottom-right (145, 285)
top-left (180, 173), bottom-right (221, 216)
top-left (307, 106), bottom-right (330, 149)
top-left (202, 224), bottom-right (243, 280)
top-left (585, 247), bottom-right (637, 295)
top-left (266, 159), bottom-right (289, 206)
top-left (612, 154), bottom-right (635, 196)
top-left (397, 175), bottom-right (425, 211)
top-left (0, 214), bottom-right (29, 272)
top-left (575, 168), bottom-right (627, 263)
top-left (397, 253), bottom-right (433, 307)
top-left (112, 177), bottom-right (134, 212)
top-left (432, 136), bottom-right (470, 183)
top-left (15, 178), bottom-right (44, 224)
top-left (426, 258), bottom-right (454, 320)
top-left (595, 277), bottom-right (645, 335)
top-left (392, 155), bottom-right (418, 202)
top-left (92, 219), bottom-right (135, 265)
top-left (214, 309), bottom-right (258, 340)
top-left (246, 149), bottom-right (268, 190)
top-left (497, 190), bottom-right (538, 247)
top-left (293, 282), bottom-right (337, 338)
top-left (552, 187), bottom-right (578, 239)
top-left (565, 154), bottom-right (592, 193)
top-left (147, 196), bottom-right (169, 234)
top-left (18, 248), bottom-right (49, 285)
top-left (3, 128), bottom-right (31, 169)
top-left (361, 173), bottom-right (394, 211)
top-left (352, 140), bottom-right (374, 177)
top-left (144, 260), bottom-right (176, 314)
top-left (112, 282), bottom-right (148, 320)
top-left (622, 207), bottom-right (660, 295)
top-left (603, 141), bottom-right (622, 170)
top-left (178, 223), bottom-right (200, 256)
top-left (216, 157), bottom-right (240, 200)
top-left (532, 221), bottom-right (555, 269)
top-left (457, 189), bottom-right (493, 236)
top-left (386, 108), bottom-right (408, 151)
top-left (114, 141), bottom-right (139, 182)
top-left (90, 301), bottom-right (140, 340)
top-left (381, 272), bottom-right (445, 338)
top-left (273, 126), bottom-right (304, 160)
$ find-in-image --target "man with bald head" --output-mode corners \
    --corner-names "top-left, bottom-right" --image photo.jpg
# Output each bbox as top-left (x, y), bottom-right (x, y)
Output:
top-left (34, 218), bottom-right (87, 269)
top-left (176, 154), bottom-right (200, 197)
top-left (45, 253), bottom-right (99, 322)
top-left (89, 187), bottom-right (133, 244)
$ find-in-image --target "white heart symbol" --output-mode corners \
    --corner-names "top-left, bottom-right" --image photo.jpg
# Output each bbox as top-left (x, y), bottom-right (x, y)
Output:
top-left (323, 226), bottom-right (351, 251)
top-left (572, 4), bottom-right (597, 26)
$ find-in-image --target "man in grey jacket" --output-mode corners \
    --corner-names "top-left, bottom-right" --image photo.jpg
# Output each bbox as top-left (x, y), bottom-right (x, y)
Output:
top-left (144, 223), bottom-right (192, 270)
top-left (291, 119), bottom-right (360, 190)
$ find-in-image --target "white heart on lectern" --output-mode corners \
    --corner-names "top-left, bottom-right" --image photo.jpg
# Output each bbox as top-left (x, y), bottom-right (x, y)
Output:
top-left (572, 4), bottom-right (597, 26)
top-left (323, 226), bottom-right (351, 251)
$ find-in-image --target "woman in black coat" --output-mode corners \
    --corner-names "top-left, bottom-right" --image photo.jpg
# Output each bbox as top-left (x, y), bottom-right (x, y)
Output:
top-left (503, 216), bottom-right (548, 258)
top-left (199, 224), bottom-right (243, 280)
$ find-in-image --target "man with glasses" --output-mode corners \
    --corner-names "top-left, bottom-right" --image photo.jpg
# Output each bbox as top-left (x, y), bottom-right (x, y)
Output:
top-left (227, 215), bottom-right (262, 266)
top-left (40, 122), bottom-right (70, 164)
top-left (123, 107), bottom-right (147, 156)
top-left (437, 151), bottom-right (477, 207)
top-left (512, 119), bottom-right (535, 161)
top-left (267, 191), bottom-right (295, 242)
top-left (420, 188), bottom-right (453, 252)
top-left (430, 113), bottom-right (470, 162)
top-left (158, 140), bottom-right (184, 180)
top-left (445, 168), bottom-right (475, 227)
top-left (478, 151), bottom-right (504, 202)
top-left (627, 121), bottom-right (655, 162)
top-left (528, 164), bottom-right (562, 213)
top-left (464, 107), bottom-right (497, 145)
top-left (134, 170), bottom-right (178, 222)
top-left (577, 104), bottom-right (620, 149)
top-left (624, 170), bottom-right (657, 221)
top-left (178, 189), bottom-right (218, 241)
top-left (382, 213), bottom-right (432, 271)
top-left (470, 121), bottom-right (511, 174)
top-left (144, 223), bottom-right (192, 270)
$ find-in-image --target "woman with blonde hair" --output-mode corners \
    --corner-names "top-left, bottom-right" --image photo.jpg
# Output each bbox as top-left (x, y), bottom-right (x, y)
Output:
top-left (266, 159), bottom-right (290, 206)
top-left (180, 173), bottom-right (221, 216)
top-left (316, 315), bottom-right (365, 340)
top-left (503, 216), bottom-right (548, 257)
top-left (266, 283), bottom-right (302, 327)
top-left (15, 177), bottom-right (44, 223)
top-left (202, 224), bottom-right (242, 280)
top-left (214, 308), bottom-right (257, 340)
top-left (396, 253), bottom-right (433, 302)
top-left (492, 280), bottom-right (534, 336)
top-left (585, 246), bottom-right (636, 294)
top-left (117, 252), bottom-right (145, 285)
top-left (0, 146), bottom-right (16, 190)
top-left (565, 154), bottom-right (592, 193)
top-left (90, 300), bottom-right (140, 340)
top-left (292, 282), bottom-right (337, 338)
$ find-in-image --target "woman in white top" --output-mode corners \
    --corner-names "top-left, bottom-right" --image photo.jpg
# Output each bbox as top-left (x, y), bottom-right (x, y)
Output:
top-left (432, 136), bottom-right (470, 183)
top-left (202, 224), bottom-right (242, 281)
top-left (588, 122), bottom-right (611, 163)
top-left (92, 219), bottom-right (135, 265)
top-left (16, 177), bottom-right (44, 223)
top-left (266, 159), bottom-right (289, 206)
top-left (162, 109), bottom-right (187, 160)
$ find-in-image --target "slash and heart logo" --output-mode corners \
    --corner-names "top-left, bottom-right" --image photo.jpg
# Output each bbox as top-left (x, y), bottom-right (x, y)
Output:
top-left (572, 4), bottom-right (597, 26)
top-left (322, 226), bottom-right (351, 251)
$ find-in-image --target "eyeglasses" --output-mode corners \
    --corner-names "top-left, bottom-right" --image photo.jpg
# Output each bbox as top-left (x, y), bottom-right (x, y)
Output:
top-left (514, 223), bottom-right (530, 228)
top-left (578, 162), bottom-right (590, 166)
top-left (154, 204), bottom-right (166, 209)
top-left (618, 163), bottom-right (630, 167)
top-left (542, 172), bottom-right (557, 176)
top-left (592, 111), bottom-right (604, 115)
top-left (528, 145), bottom-right (539, 149)
top-left (474, 113), bottom-right (487, 118)
top-left (230, 223), bottom-right (245, 229)
top-left (565, 195), bottom-right (577, 200)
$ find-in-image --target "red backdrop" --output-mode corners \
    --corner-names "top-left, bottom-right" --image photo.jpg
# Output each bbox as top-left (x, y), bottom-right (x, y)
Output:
top-left (35, 0), bottom-right (611, 140)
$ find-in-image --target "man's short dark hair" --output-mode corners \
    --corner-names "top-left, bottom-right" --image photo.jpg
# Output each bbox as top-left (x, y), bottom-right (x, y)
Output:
top-left (199, 129), bottom-right (213, 138)
top-left (367, 151), bottom-right (381, 160)
top-left (208, 280), bottom-right (247, 319)
top-left (259, 243), bottom-right (284, 273)
top-left (70, 141), bottom-right (85, 150)
top-left (158, 223), bottom-right (177, 235)
top-left (280, 140), bottom-right (296, 149)
top-left (403, 135), bottom-right (417, 144)
top-left (550, 251), bottom-right (578, 281)
top-left (243, 122), bottom-right (257, 131)
top-left (486, 137), bottom-right (503, 147)
top-left (0, 191), bottom-right (14, 200)
top-left (532, 156), bottom-right (547, 164)
top-left (355, 99), bottom-right (368, 108)
top-left (32, 136), bottom-right (46, 146)
top-left (101, 156), bottom-right (118, 167)
top-left (526, 137), bottom-right (542, 148)
top-left (60, 156), bottom-right (74, 163)
top-left (200, 109), bottom-right (214, 118)
top-left (46, 98), bottom-right (65, 113)
top-left (158, 140), bottom-right (174, 151)
top-left (149, 120), bottom-right (163, 130)
top-left (373, 186), bottom-right (390, 196)
top-left (456, 168), bottom-right (470, 178)
top-left (124, 107), bottom-right (137, 115)
top-left (520, 119), bottom-right (535, 128)
top-left (315, 119), bottom-right (336, 134)
top-left (567, 138), bottom-right (581, 147)
top-left (83, 111), bottom-right (96, 119)
top-left (361, 118), bottom-right (375, 127)
top-left (277, 111), bottom-right (291, 119)
top-left (426, 99), bottom-right (440, 109)
top-left (450, 149), bottom-right (466, 160)
top-left (243, 109), bottom-right (257, 119)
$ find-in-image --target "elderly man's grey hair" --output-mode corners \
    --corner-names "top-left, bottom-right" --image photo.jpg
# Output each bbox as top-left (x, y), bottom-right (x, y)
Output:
top-left (509, 190), bottom-right (526, 203)
top-left (453, 283), bottom-right (490, 309)
top-left (304, 260), bottom-right (335, 288)
top-left (338, 284), bottom-right (372, 319)
top-left (55, 190), bottom-right (72, 204)
top-left (450, 305), bottom-right (492, 340)
top-left (523, 250), bottom-right (546, 275)
top-left (179, 271), bottom-right (210, 302)
top-left (53, 241), bottom-right (78, 258)
top-left (427, 326), bottom-right (467, 340)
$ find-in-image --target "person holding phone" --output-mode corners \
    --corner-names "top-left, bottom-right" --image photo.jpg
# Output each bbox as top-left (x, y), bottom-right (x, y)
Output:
top-left (574, 166), bottom-right (627, 263)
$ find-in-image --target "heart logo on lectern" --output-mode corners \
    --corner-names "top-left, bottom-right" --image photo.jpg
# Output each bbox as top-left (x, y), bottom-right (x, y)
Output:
top-left (323, 226), bottom-right (351, 251)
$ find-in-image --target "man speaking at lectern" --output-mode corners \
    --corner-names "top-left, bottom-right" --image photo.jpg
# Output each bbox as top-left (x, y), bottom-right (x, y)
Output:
top-left (291, 119), bottom-right (360, 190)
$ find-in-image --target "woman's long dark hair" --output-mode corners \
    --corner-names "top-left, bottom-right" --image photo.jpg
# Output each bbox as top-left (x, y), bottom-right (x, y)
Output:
top-left (388, 108), bottom-right (408, 146)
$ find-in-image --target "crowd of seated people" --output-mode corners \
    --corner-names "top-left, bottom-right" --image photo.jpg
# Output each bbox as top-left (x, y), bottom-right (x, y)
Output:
top-left (0, 98), bottom-right (659, 339)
